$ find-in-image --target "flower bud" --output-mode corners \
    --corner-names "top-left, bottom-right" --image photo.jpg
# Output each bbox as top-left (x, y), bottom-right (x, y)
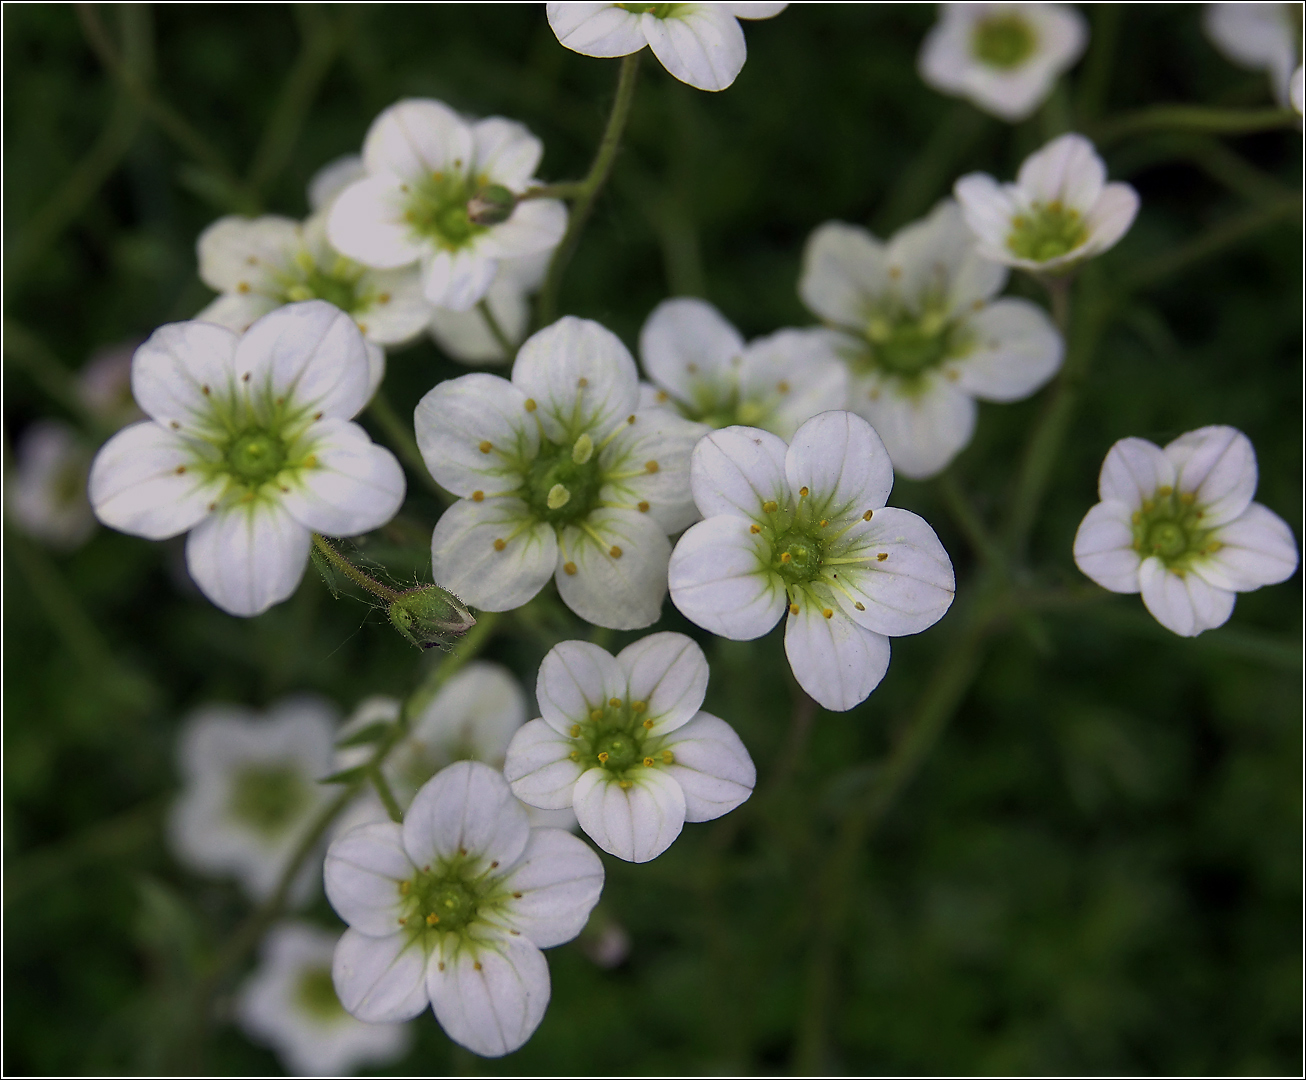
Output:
top-left (466, 184), bottom-right (517, 226)
top-left (387, 585), bottom-right (476, 650)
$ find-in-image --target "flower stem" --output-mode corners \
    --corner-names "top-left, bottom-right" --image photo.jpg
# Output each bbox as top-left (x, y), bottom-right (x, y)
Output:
top-left (536, 52), bottom-right (641, 326)
top-left (1089, 104), bottom-right (1299, 146)
top-left (477, 297), bottom-right (515, 357)
top-left (367, 765), bottom-right (405, 823)
top-left (310, 534), bottom-right (401, 603)
top-left (936, 468), bottom-right (1006, 570)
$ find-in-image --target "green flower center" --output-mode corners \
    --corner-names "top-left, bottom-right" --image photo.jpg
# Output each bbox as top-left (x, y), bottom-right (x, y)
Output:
top-left (226, 429), bottom-right (288, 485)
top-left (617, 2), bottom-right (682, 16)
top-left (523, 434), bottom-right (603, 526)
top-left (1130, 486), bottom-right (1220, 572)
top-left (971, 13), bottom-right (1037, 68)
top-left (568, 697), bottom-right (672, 781)
top-left (228, 763), bottom-right (309, 837)
top-left (405, 171), bottom-right (489, 250)
top-left (772, 527), bottom-right (825, 584)
top-left (294, 966), bottom-right (346, 1021)
top-left (1006, 201), bottom-right (1088, 263)
top-left (865, 310), bottom-right (955, 379)
top-left (398, 858), bottom-right (507, 940)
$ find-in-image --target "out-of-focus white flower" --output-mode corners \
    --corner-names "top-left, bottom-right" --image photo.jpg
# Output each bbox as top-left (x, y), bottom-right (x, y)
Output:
top-left (1203, 2), bottom-right (1301, 106)
top-left (1291, 64), bottom-right (1305, 113)
top-left (308, 154), bottom-right (368, 213)
top-left (415, 316), bottom-right (702, 629)
top-left (504, 632), bottom-right (755, 863)
top-left (428, 250), bottom-right (552, 366)
top-left (7, 420), bottom-right (96, 550)
top-left (324, 761), bottom-right (604, 1057)
top-left (578, 912), bottom-right (632, 968)
top-left (918, 3), bottom-right (1088, 122)
top-left (327, 99), bottom-right (566, 312)
top-left (236, 921), bottom-right (412, 1076)
top-left (954, 133), bottom-right (1139, 275)
top-left (168, 697), bottom-right (337, 903)
top-left (668, 412), bottom-right (955, 712)
top-left (799, 200), bottom-right (1062, 479)
top-left (1073, 426), bottom-right (1298, 637)
top-left (547, 3), bottom-right (787, 92)
top-left (88, 302), bottom-right (405, 617)
top-left (638, 297), bottom-right (848, 440)
top-left (77, 341), bottom-right (144, 429)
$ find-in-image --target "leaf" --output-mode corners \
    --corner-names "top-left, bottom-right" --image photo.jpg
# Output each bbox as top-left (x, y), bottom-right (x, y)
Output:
top-left (334, 721), bottom-right (394, 748)
top-left (318, 765), bottom-right (368, 786)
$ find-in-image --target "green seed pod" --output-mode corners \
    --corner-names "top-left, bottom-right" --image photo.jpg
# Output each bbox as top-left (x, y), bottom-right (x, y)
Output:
top-left (387, 585), bottom-right (476, 650)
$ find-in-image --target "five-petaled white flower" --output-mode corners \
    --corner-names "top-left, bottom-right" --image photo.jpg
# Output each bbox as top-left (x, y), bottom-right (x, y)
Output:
top-left (954, 133), bottom-right (1139, 275)
top-left (168, 697), bottom-right (337, 904)
top-left (415, 316), bottom-right (703, 630)
top-left (547, 2), bottom-right (787, 92)
top-left (1203, 2), bottom-right (1301, 107)
top-left (503, 632), bottom-right (756, 862)
top-left (668, 412), bottom-right (955, 712)
top-left (799, 200), bottom-right (1062, 479)
top-left (918, 3), bottom-right (1088, 122)
top-left (88, 302), bottom-right (405, 617)
top-left (1073, 426), bottom-right (1298, 637)
top-left (324, 760), bottom-right (604, 1058)
top-left (7, 420), bottom-right (96, 551)
top-left (638, 297), bottom-right (848, 441)
top-left (236, 921), bottom-right (412, 1077)
top-left (327, 99), bottom-right (566, 312)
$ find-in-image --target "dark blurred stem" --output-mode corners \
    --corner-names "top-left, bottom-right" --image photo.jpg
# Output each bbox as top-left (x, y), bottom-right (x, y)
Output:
top-left (366, 389), bottom-right (450, 501)
top-left (936, 469), bottom-right (1005, 570)
top-left (1089, 104), bottom-right (1298, 146)
top-left (367, 765), bottom-right (404, 823)
top-left (536, 52), bottom-right (641, 326)
top-left (477, 298), bottom-right (515, 356)
top-left (1075, 2), bottom-right (1120, 125)
top-left (311, 534), bottom-right (400, 602)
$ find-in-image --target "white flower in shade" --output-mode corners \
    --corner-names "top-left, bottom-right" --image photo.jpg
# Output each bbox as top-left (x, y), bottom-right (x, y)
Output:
top-left (169, 697), bottom-right (337, 903)
top-left (503, 632), bottom-right (755, 862)
top-left (1073, 426), bottom-right (1299, 638)
top-left (638, 297), bottom-right (848, 441)
top-left (799, 200), bottom-right (1062, 479)
top-left (954, 133), bottom-right (1140, 276)
top-left (428, 249), bottom-right (552, 366)
top-left (236, 921), bottom-right (412, 1076)
top-left (1292, 64), bottom-right (1305, 113)
top-left (1203, 3), bottom-right (1301, 106)
top-left (323, 760), bottom-right (604, 1058)
top-left (327, 99), bottom-right (566, 312)
top-left (668, 412), bottom-right (955, 712)
top-left (547, 3), bottom-right (787, 92)
top-left (77, 341), bottom-right (144, 429)
top-left (7, 420), bottom-right (96, 550)
top-left (308, 154), bottom-right (368, 213)
top-left (88, 302), bottom-right (406, 617)
top-left (918, 3), bottom-right (1088, 122)
top-left (415, 316), bottom-right (703, 630)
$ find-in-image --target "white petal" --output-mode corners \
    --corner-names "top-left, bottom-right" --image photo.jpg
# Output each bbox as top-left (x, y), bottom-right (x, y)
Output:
top-left (639, 296), bottom-right (745, 406)
top-left (430, 497), bottom-right (557, 612)
top-left (572, 766), bottom-right (686, 862)
top-left (615, 631), bottom-right (709, 735)
top-left (194, 292), bottom-right (279, 335)
top-left (410, 662), bottom-right (528, 770)
top-left (1139, 557), bottom-right (1236, 637)
top-left (1164, 425), bottom-right (1257, 527)
top-left (415, 372), bottom-right (538, 496)
top-left (799, 221), bottom-right (887, 329)
top-left (785, 410), bottom-right (894, 520)
top-left (1197, 502), bottom-right (1299, 591)
top-left (504, 719), bottom-right (585, 810)
top-left (472, 117), bottom-right (543, 191)
top-left (659, 711), bottom-right (755, 822)
top-left (668, 515), bottom-right (785, 639)
top-left (420, 246), bottom-right (499, 311)
top-left (887, 199), bottom-right (1006, 315)
top-left (280, 419), bottom-right (404, 536)
top-left (324, 822), bottom-right (412, 936)
top-left (333, 927), bottom-right (430, 1023)
top-left (536, 639), bottom-right (626, 736)
top-left (1015, 133), bottom-right (1106, 213)
top-left (643, 5), bottom-right (748, 91)
top-left (479, 198), bottom-right (567, 260)
top-left (599, 407), bottom-right (705, 532)
top-left (546, 3), bottom-right (648, 57)
top-left (690, 424), bottom-right (790, 521)
top-left (850, 375), bottom-right (976, 481)
top-left (952, 297), bottom-right (1062, 402)
top-left (357, 267), bottom-right (433, 346)
top-left (363, 98), bottom-right (474, 182)
top-left (952, 173), bottom-right (1016, 259)
top-left (1073, 501), bottom-right (1142, 593)
top-left (784, 601), bottom-right (891, 712)
top-left (738, 327), bottom-right (851, 441)
top-left (402, 760), bottom-right (530, 869)
top-left (498, 827), bottom-right (604, 948)
top-left (427, 931), bottom-right (549, 1058)
top-left (308, 153), bottom-right (366, 211)
top-left (185, 499), bottom-right (311, 617)
top-left (327, 175), bottom-right (425, 269)
top-left (429, 261), bottom-right (536, 364)
top-left (1083, 183), bottom-right (1139, 256)
top-left (512, 317), bottom-right (640, 444)
top-left (88, 422), bottom-right (223, 540)
top-left (556, 509), bottom-right (671, 630)
top-left (724, 3), bottom-right (788, 18)
top-left (1097, 436), bottom-right (1174, 509)
top-left (131, 320), bottom-right (239, 433)
top-left (196, 215), bottom-right (298, 293)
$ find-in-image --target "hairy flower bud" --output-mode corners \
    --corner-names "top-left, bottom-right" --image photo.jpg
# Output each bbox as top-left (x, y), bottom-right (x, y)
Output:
top-left (466, 184), bottom-right (517, 226)
top-left (387, 585), bottom-right (476, 650)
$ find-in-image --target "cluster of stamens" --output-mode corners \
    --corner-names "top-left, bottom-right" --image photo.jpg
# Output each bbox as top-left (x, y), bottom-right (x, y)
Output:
top-left (1130, 485), bottom-right (1220, 574)
top-left (394, 853), bottom-right (512, 943)
top-left (566, 697), bottom-right (673, 787)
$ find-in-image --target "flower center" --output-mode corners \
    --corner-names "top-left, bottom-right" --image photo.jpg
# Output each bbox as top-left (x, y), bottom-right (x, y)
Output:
top-left (523, 434), bottom-right (603, 526)
top-left (399, 860), bottom-right (505, 940)
top-left (283, 260), bottom-right (366, 313)
top-left (864, 310), bottom-right (955, 379)
top-left (1130, 486), bottom-right (1220, 572)
top-left (405, 171), bottom-right (490, 250)
top-left (772, 527), bottom-right (825, 584)
top-left (568, 697), bottom-right (673, 781)
top-left (294, 966), bottom-right (347, 1021)
top-left (971, 13), bottom-right (1037, 68)
top-left (617, 2), bottom-right (682, 17)
top-left (226, 429), bottom-right (288, 485)
top-left (1006, 201), bottom-right (1088, 263)
top-left (228, 763), bottom-right (309, 837)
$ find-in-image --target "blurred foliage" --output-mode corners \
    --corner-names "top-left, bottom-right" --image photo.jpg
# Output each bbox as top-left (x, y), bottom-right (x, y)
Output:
top-left (3, 3), bottom-right (1301, 1075)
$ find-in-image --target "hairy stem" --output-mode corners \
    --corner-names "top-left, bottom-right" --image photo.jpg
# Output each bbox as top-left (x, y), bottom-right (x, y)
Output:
top-left (311, 534), bottom-right (401, 602)
top-left (367, 765), bottom-right (405, 823)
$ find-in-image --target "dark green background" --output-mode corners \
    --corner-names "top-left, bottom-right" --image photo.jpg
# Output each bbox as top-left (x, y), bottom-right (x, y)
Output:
top-left (4, 4), bottom-right (1301, 1075)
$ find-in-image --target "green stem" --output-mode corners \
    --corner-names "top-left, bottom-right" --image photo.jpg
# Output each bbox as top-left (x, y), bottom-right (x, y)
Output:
top-left (2, 318), bottom-right (113, 440)
top-left (1089, 104), bottom-right (1298, 146)
top-left (477, 298), bottom-right (515, 357)
top-left (367, 765), bottom-right (405, 823)
top-left (310, 534), bottom-right (400, 602)
top-left (936, 469), bottom-right (1006, 570)
top-left (366, 389), bottom-right (451, 503)
top-left (536, 52), bottom-right (641, 326)
top-left (1074, 2), bottom-right (1120, 125)
top-left (520, 181), bottom-right (585, 200)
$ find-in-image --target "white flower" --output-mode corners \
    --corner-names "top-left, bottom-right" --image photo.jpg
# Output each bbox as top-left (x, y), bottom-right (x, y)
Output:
top-left (428, 249), bottom-right (551, 366)
top-left (308, 154), bottom-right (368, 212)
top-left (503, 632), bottom-right (755, 862)
top-left (1293, 64), bottom-right (1305, 113)
top-left (1203, 3), bottom-right (1301, 106)
top-left (88, 301), bottom-right (406, 617)
top-left (323, 760), bottom-right (604, 1057)
top-left (327, 99), bottom-right (567, 312)
top-left (918, 3), bottom-right (1088, 122)
top-left (7, 420), bottom-right (96, 550)
top-left (954, 133), bottom-right (1140, 276)
top-left (77, 340), bottom-right (144, 429)
top-left (799, 200), bottom-right (1062, 479)
top-left (547, 3), bottom-right (787, 92)
top-left (668, 412), bottom-right (955, 712)
top-left (168, 697), bottom-right (337, 903)
top-left (236, 921), bottom-right (412, 1076)
top-left (1073, 426), bottom-right (1298, 637)
top-left (415, 316), bottom-right (703, 630)
top-left (638, 297), bottom-right (848, 440)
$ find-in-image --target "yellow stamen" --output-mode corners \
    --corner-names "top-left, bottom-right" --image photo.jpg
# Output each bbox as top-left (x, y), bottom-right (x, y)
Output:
top-left (763, 500), bottom-right (778, 513)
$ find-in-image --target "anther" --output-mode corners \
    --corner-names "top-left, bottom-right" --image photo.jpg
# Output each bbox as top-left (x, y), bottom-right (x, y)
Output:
top-left (201, 385), bottom-right (211, 395)
top-left (513, 891), bottom-right (522, 899)
top-left (524, 398), bottom-right (537, 412)
top-left (564, 561), bottom-right (577, 575)
top-left (763, 500), bottom-right (778, 513)
top-left (570, 750), bottom-right (579, 761)
top-left (578, 377), bottom-right (589, 388)
top-left (490, 861), bottom-right (498, 868)
top-left (799, 486), bottom-right (809, 497)
top-left (822, 608), bottom-right (834, 619)
top-left (378, 292), bottom-right (391, 304)
top-left (789, 603), bottom-right (799, 615)
top-left (474, 962), bottom-right (483, 971)
top-left (314, 411), bottom-right (323, 420)
top-left (1180, 492), bottom-right (1195, 505)
top-left (175, 466), bottom-right (186, 475)
top-left (479, 440), bottom-right (493, 454)
top-left (1142, 499), bottom-right (1154, 512)
top-left (609, 698), bottom-right (622, 707)
top-left (661, 750), bottom-right (674, 765)
top-left (610, 545), bottom-right (623, 558)
top-left (570, 724), bottom-right (581, 736)
top-left (855, 601), bottom-right (865, 611)
top-left (426, 913), bottom-right (440, 926)
top-left (627, 414), bottom-right (636, 424)
top-left (643, 756), bottom-right (654, 767)
top-left (1158, 485), bottom-right (1173, 496)
top-left (1131, 511), bottom-right (1141, 524)
top-left (637, 501), bottom-right (650, 512)
top-left (472, 490), bottom-right (485, 502)
top-left (656, 390), bottom-right (669, 402)
top-left (510, 929), bottom-right (520, 936)
top-left (547, 483), bottom-right (571, 510)
top-left (590, 709), bottom-right (603, 721)
top-left (598, 751), bottom-right (610, 763)
top-left (459, 847), bottom-right (467, 856)
top-left (571, 433), bottom-right (594, 464)
top-left (780, 552), bottom-right (792, 563)
top-left (170, 421), bottom-right (181, 429)
top-left (241, 372), bottom-right (251, 382)
top-left (303, 455), bottom-right (317, 467)
top-left (642, 718), bottom-right (653, 729)
top-left (237, 282), bottom-right (250, 294)
top-left (438, 961), bottom-right (445, 971)
top-left (645, 460), bottom-right (659, 473)
top-left (876, 552), bottom-right (888, 561)
top-left (398, 917), bottom-right (407, 926)
top-left (819, 519), bottom-right (828, 527)
top-left (400, 881), bottom-right (411, 895)
top-left (246, 255), bottom-right (258, 265)
top-left (619, 780), bottom-right (632, 789)
top-left (777, 380), bottom-right (790, 393)
top-left (493, 538), bottom-right (507, 551)
top-left (632, 701), bottom-right (646, 712)
top-left (750, 524), bottom-right (761, 533)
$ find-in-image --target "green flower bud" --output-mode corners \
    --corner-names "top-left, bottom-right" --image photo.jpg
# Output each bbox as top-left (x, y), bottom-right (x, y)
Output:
top-left (388, 585), bottom-right (476, 650)
top-left (466, 184), bottom-right (517, 226)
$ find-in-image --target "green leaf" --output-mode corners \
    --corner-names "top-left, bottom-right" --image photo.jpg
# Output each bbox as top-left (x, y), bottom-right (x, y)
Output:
top-left (334, 721), bottom-right (394, 748)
